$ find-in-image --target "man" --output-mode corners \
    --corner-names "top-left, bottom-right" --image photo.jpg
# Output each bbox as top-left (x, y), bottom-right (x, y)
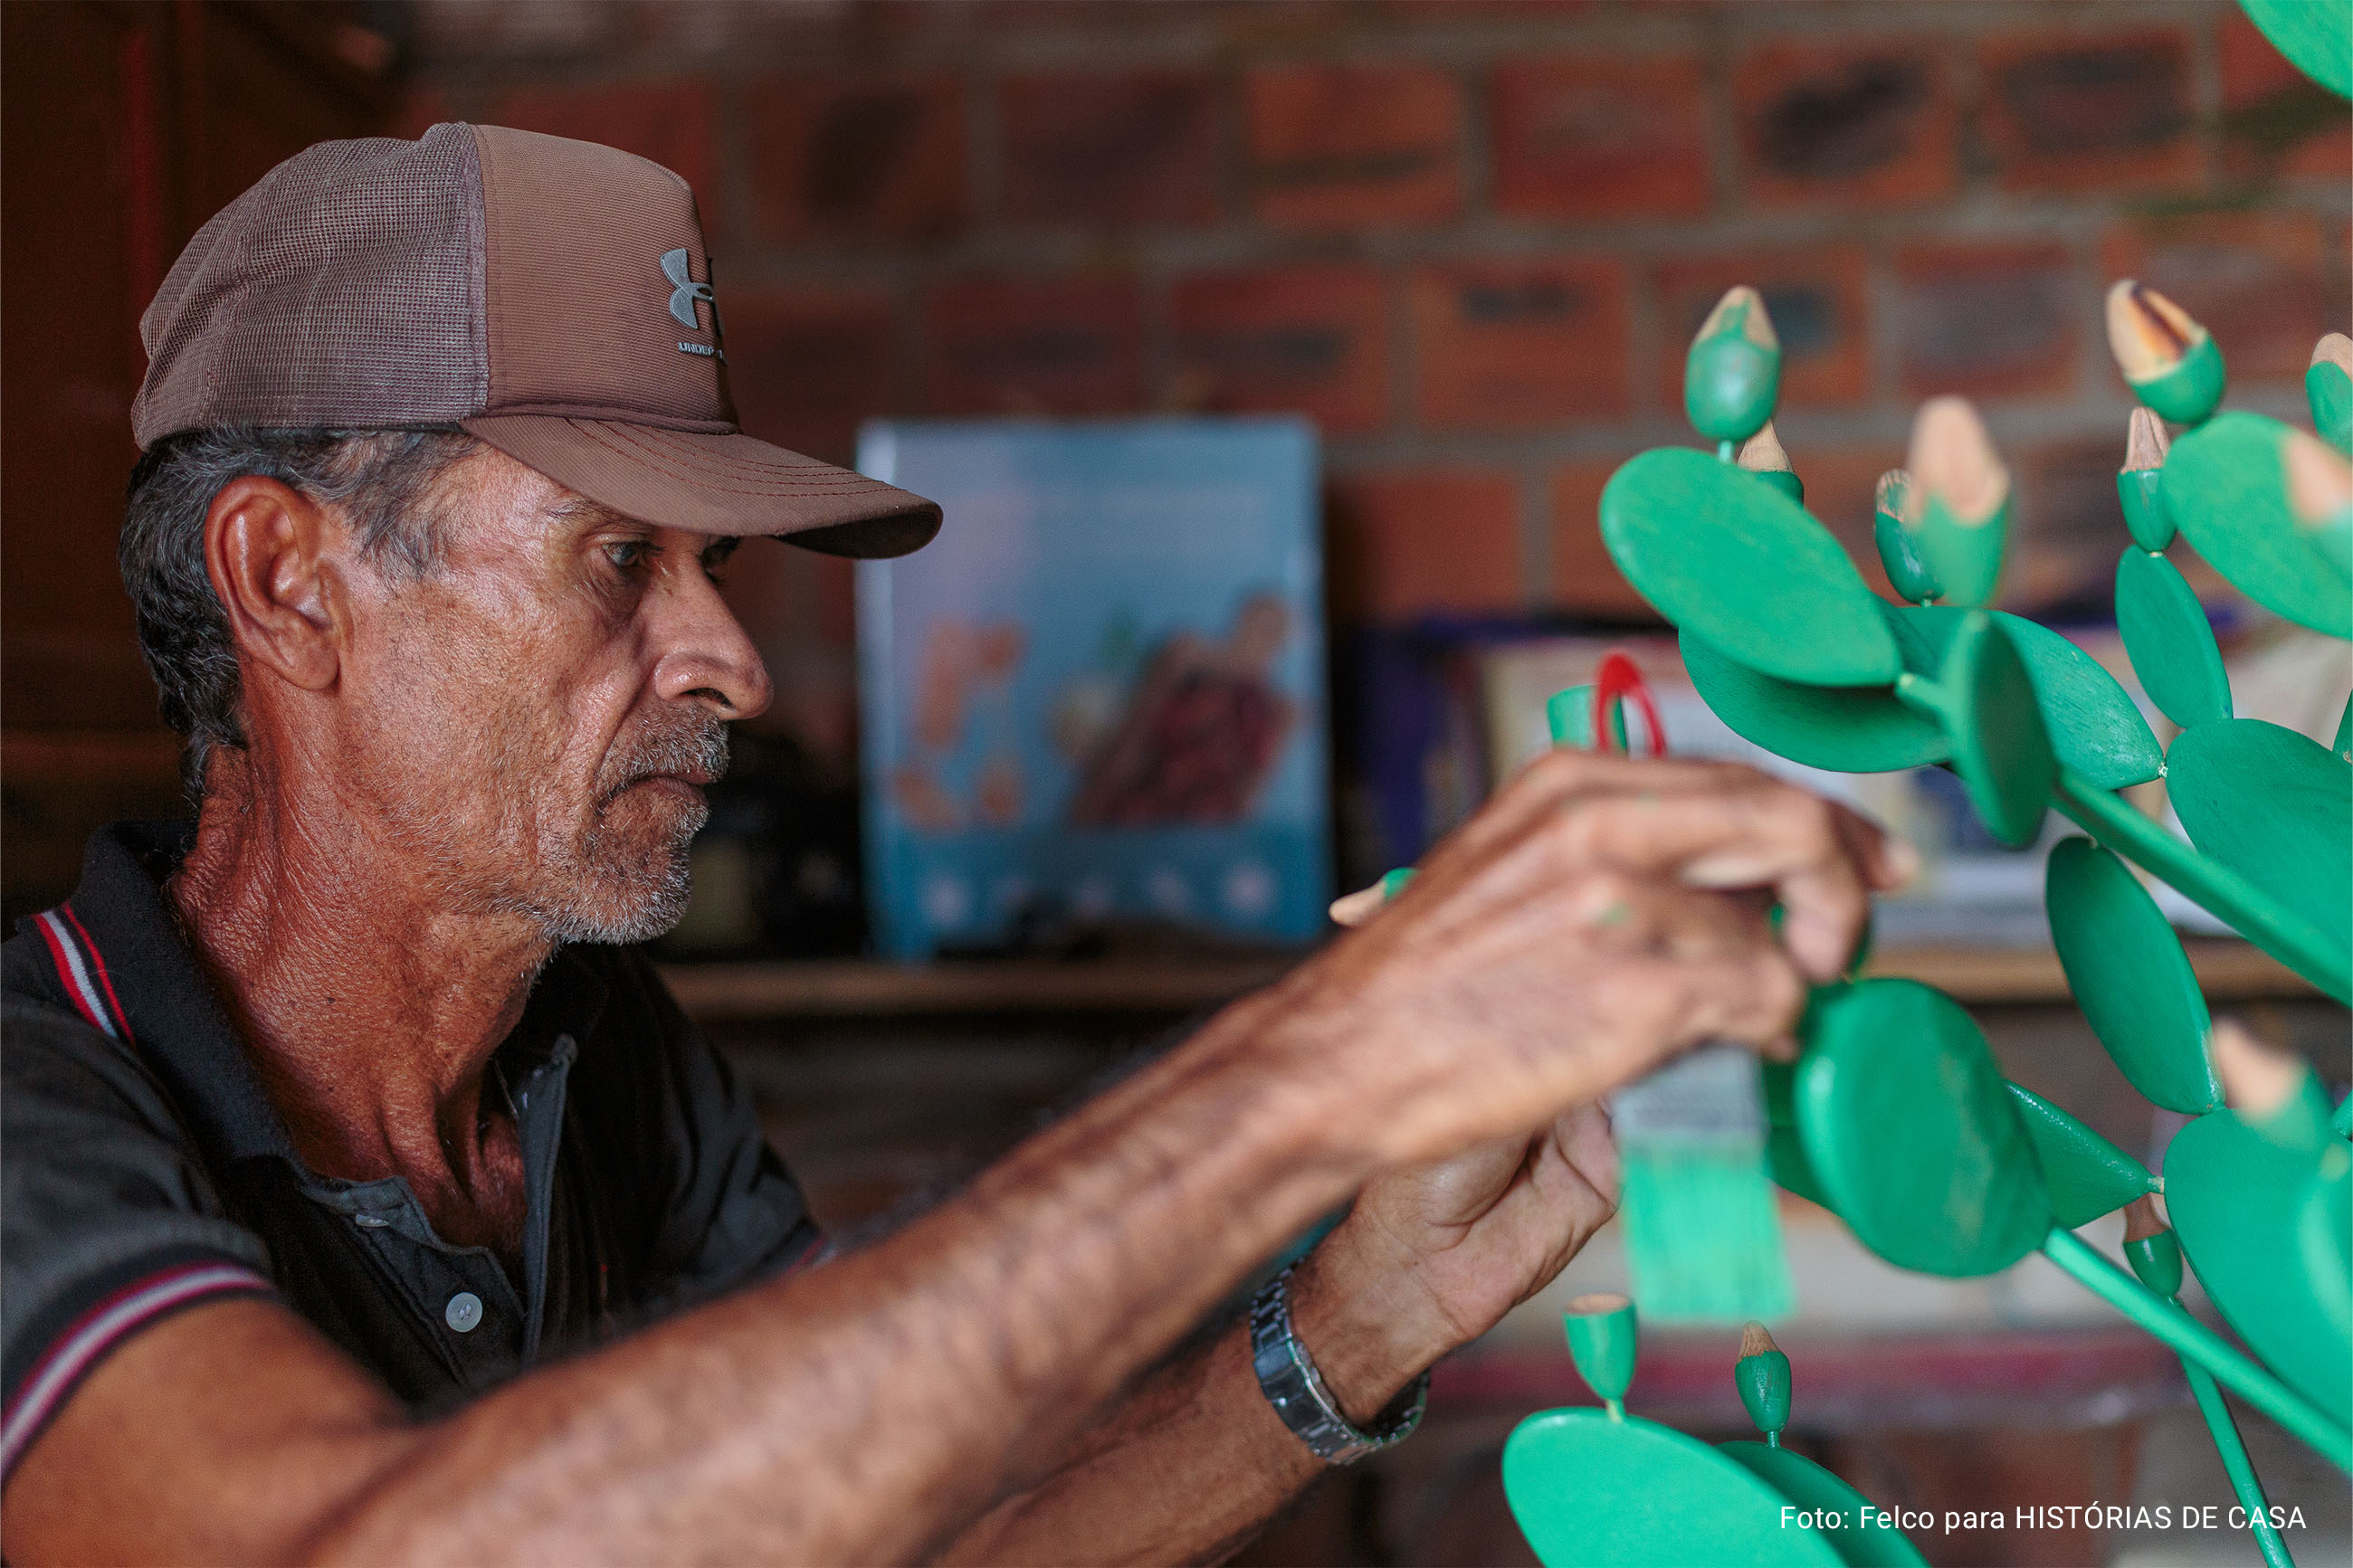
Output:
top-left (0, 125), bottom-right (1906, 1563)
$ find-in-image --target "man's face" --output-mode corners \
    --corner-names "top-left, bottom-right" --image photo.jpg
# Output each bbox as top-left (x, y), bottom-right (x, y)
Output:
top-left (332, 448), bottom-right (771, 943)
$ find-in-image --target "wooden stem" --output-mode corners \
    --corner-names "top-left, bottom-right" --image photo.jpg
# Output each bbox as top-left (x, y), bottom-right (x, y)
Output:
top-left (2181, 1353), bottom-right (2296, 1568)
top-left (2052, 771), bottom-right (2350, 1003)
top-left (2041, 1228), bottom-right (2351, 1473)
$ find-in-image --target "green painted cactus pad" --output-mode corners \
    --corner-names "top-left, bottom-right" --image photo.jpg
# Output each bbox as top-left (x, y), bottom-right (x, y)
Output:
top-left (1883, 605), bottom-right (2162, 792)
top-left (1681, 630), bottom-right (1947, 774)
top-left (2114, 547), bottom-right (2230, 730)
top-left (2167, 719), bottom-right (2353, 959)
top-left (1940, 612), bottom-right (2056, 850)
top-left (1504, 1411), bottom-right (1843, 1568)
top-left (1719, 1444), bottom-right (1929, 1568)
top-left (2167, 1107), bottom-right (2353, 1426)
top-left (2239, 0), bottom-right (2353, 98)
top-left (1600, 448), bottom-right (1899, 687)
top-left (2164, 411), bottom-right (2353, 638)
top-left (2043, 837), bottom-right (2220, 1116)
top-left (1796, 980), bottom-right (2053, 1278)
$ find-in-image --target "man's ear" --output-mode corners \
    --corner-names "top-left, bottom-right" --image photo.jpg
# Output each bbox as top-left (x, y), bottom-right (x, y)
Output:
top-left (205, 476), bottom-right (348, 693)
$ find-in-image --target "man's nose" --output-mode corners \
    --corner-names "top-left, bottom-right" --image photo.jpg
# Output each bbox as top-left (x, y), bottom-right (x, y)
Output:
top-left (648, 554), bottom-right (772, 721)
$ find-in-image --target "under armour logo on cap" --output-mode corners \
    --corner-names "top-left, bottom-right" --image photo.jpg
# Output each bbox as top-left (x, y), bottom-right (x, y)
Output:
top-left (662, 248), bottom-right (715, 330)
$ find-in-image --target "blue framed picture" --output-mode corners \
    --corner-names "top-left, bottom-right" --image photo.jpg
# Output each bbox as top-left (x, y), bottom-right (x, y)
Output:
top-left (855, 416), bottom-right (1332, 960)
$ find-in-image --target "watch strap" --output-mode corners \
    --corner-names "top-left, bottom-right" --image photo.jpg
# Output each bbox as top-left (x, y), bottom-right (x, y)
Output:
top-left (1248, 1266), bottom-right (1429, 1466)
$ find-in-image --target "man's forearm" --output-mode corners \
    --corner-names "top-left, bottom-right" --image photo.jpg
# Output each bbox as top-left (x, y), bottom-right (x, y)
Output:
top-left (934, 1232), bottom-right (1448, 1567)
top-left (316, 985), bottom-right (1375, 1564)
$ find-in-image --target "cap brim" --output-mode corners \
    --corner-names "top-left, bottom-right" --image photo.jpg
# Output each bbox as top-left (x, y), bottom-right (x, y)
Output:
top-left (462, 415), bottom-right (941, 558)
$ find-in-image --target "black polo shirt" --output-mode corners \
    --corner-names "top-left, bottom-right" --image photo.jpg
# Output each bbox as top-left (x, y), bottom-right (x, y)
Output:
top-left (1, 821), bottom-right (822, 1478)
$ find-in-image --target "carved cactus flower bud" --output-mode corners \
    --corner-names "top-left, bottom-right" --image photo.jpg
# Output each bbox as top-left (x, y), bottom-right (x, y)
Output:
top-left (1902, 396), bottom-right (2011, 609)
top-left (1872, 469), bottom-right (1939, 603)
top-left (2117, 406), bottom-right (2174, 551)
top-left (1683, 285), bottom-right (1781, 445)
top-left (2282, 423), bottom-right (2353, 580)
top-left (1735, 421), bottom-right (1803, 505)
top-left (2105, 280), bottom-right (2226, 425)
top-left (2308, 332), bottom-right (2353, 456)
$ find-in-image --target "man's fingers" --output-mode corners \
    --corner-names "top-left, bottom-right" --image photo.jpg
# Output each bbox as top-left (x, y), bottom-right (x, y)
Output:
top-left (1543, 783), bottom-right (1884, 980)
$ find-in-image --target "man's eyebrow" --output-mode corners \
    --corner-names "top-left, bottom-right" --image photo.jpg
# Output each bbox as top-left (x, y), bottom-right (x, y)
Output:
top-left (544, 495), bottom-right (645, 531)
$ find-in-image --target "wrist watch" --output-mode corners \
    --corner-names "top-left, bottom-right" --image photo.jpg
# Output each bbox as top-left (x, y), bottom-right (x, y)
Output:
top-left (1248, 1266), bottom-right (1430, 1465)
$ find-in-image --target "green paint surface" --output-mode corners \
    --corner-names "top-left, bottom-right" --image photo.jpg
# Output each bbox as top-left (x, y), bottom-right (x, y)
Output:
top-left (2126, 1230), bottom-right (2185, 1299)
top-left (1873, 508), bottom-right (1939, 603)
top-left (1719, 1443), bottom-right (1930, 1568)
top-left (2167, 718), bottom-right (2353, 958)
top-left (2167, 1108), bottom-right (2353, 1424)
top-left (2117, 468), bottom-right (2174, 552)
top-left (2240, 0), bottom-right (2353, 97)
top-left (2309, 359), bottom-right (2353, 456)
top-left (1913, 491), bottom-right (2007, 610)
top-left (1735, 1350), bottom-right (1792, 1437)
top-left (1564, 1298), bottom-right (1639, 1404)
top-left (1941, 613), bottom-right (2056, 849)
top-left (1886, 605), bottom-right (2161, 791)
top-left (1600, 448), bottom-right (1899, 687)
top-left (1796, 980), bottom-right (2053, 1278)
top-left (1682, 630), bottom-right (1947, 774)
top-left (2128, 335), bottom-right (2227, 425)
top-left (2115, 548), bottom-right (2230, 730)
top-left (2044, 837), bottom-right (2220, 1115)
top-left (2165, 411), bottom-right (2353, 637)
top-left (1504, 1411), bottom-right (1843, 1568)
top-left (1685, 310), bottom-right (1782, 444)
top-left (2300, 1147), bottom-right (2349, 1335)
top-left (2005, 1080), bottom-right (2158, 1227)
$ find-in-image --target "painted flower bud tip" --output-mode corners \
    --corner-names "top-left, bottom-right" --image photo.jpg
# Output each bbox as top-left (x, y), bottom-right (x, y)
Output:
top-left (2107, 280), bottom-right (2226, 423)
top-left (2105, 280), bottom-right (2206, 381)
top-left (1736, 423), bottom-right (1793, 474)
top-left (1873, 470), bottom-right (1910, 521)
top-left (1697, 285), bottom-right (1779, 354)
top-left (2122, 407), bottom-right (2169, 473)
top-left (2313, 332), bottom-right (2353, 376)
top-left (1738, 1321), bottom-right (1778, 1359)
top-left (2121, 1193), bottom-right (2167, 1245)
top-left (1567, 1292), bottom-right (1631, 1317)
top-left (2208, 1019), bottom-right (2300, 1117)
top-left (1905, 397), bottom-right (2009, 527)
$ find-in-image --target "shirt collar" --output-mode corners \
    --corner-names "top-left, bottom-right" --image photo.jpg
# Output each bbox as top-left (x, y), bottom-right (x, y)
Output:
top-left (44, 820), bottom-right (611, 1169)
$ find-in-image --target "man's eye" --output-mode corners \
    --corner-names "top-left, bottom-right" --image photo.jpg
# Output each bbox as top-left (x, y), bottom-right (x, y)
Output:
top-left (604, 540), bottom-right (652, 571)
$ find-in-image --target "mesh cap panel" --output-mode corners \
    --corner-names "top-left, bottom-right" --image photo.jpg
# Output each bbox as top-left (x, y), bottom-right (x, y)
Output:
top-left (132, 123), bottom-right (488, 446)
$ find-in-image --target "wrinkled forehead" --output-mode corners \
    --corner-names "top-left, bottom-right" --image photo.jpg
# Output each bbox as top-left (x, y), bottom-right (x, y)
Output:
top-left (439, 442), bottom-right (732, 551)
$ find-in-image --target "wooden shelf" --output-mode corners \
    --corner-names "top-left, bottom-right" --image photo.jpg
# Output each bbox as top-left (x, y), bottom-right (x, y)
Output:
top-left (661, 940), bottom-right (2319, 1022)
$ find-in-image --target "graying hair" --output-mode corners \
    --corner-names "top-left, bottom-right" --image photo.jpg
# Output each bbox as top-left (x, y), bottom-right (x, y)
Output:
top-left (119, 428), bottom-right (483, 798)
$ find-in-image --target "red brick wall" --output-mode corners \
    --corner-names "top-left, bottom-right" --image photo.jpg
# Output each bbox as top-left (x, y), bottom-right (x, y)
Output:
top-left (404, 0), bottom-right (2348, 754)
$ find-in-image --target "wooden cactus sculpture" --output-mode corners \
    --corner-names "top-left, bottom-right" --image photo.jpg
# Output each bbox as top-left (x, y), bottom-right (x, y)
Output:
top-left (1504, 276), bottom-right (2350, 1568)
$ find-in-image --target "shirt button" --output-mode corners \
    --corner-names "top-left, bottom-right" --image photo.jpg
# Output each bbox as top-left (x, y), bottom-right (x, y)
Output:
top-left (444, 1291), bottom-right (484, 1334)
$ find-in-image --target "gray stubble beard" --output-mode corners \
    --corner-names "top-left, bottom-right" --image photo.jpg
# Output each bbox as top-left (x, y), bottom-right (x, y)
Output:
top-left (527, 715), bottom-right (729, 946)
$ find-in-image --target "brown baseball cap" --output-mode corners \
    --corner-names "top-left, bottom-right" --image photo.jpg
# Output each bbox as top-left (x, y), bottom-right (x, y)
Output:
top-left (132, 122), bottom-right (939, 558)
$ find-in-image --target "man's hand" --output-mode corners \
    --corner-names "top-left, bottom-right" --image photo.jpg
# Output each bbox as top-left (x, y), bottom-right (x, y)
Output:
top-left (1290, 1105), bottom-right (1621, 1422)
top-left (1254, 753), bottom-right (1911, 1176)
top-left (1273, 754), bottom-right (1910, 1420)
